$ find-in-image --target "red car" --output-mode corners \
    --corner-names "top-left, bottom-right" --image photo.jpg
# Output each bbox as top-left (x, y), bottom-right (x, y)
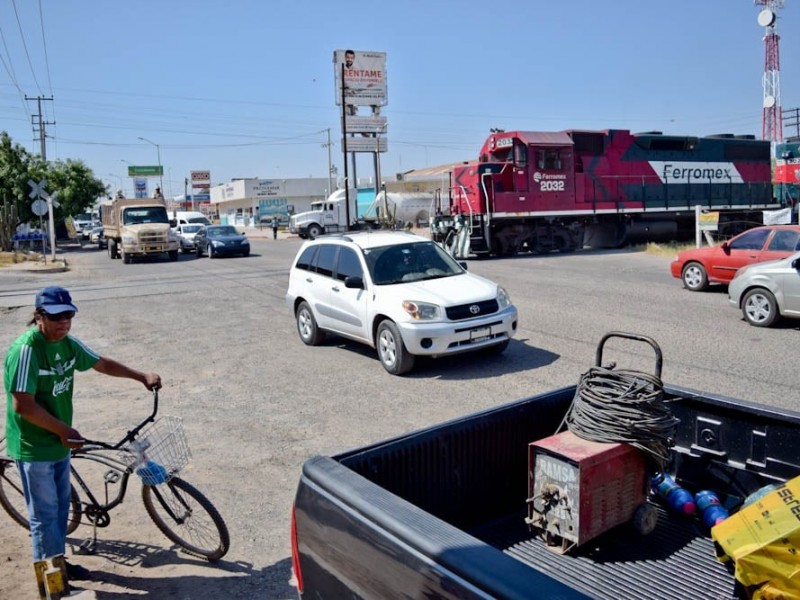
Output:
top-left (670, 225), bottom-right (800, 291)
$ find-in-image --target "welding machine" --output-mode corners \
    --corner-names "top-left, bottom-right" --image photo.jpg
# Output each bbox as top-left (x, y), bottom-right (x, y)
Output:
top-left (525, 332), bottom-right (675, 552)
top-left (526, 429), bottom-right (656, 553)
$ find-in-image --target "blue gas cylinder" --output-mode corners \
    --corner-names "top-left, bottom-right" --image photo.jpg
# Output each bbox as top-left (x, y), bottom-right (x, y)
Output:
top-left (652, 473), bottom-right (696, 515)
top-left (695, 490), bottom-right (729, 527)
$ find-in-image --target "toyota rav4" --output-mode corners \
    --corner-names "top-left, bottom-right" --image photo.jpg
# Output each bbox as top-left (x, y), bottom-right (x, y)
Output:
top-left (285, 231), bottom-right (518, 375)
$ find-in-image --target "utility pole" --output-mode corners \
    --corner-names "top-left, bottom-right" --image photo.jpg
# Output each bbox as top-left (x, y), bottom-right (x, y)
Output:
top-left (783, 107), bottom-right (800, 139)
top-left (321, 128), bottom-right (334, 197)
top-left (25, 96), bottom-right (54, 159)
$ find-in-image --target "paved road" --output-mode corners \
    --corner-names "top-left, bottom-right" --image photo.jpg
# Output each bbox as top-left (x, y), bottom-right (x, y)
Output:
top-left (0, 236), bottom-right (797, 598)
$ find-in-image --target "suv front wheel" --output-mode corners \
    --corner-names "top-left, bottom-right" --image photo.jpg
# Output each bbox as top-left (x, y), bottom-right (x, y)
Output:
top-left (376, 320), bottom-right (415, 375)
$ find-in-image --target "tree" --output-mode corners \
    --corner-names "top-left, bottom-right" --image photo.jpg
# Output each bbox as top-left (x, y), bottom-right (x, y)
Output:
top-left (0, 131), bottom-right (106, 251)
top-left (47, 159), bottom-right (107, 220)
top-left (0, 132), bottom-right (45, 250)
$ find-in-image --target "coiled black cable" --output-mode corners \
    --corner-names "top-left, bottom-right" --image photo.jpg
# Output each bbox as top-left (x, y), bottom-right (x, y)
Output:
top-left (561, 365), bottom-right (679, 471)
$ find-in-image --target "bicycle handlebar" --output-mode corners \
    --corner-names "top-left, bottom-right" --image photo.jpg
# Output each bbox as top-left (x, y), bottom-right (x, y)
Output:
top-left (73, 388), bottom-right (160, 451)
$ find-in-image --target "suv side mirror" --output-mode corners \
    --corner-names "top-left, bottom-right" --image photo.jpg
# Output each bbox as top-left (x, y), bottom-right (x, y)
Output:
top-left (344, 276), bottom-right (364, 289)
top-left (721, 241), bottom-right (730, 254)
top-left (792, 258), bottom-right (800, 270)
top-left (169, 219), bottom-right (177, 228)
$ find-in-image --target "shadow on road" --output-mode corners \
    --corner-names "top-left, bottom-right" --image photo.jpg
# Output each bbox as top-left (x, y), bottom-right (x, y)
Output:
top-left (66, 536), bottom-right (295, 599)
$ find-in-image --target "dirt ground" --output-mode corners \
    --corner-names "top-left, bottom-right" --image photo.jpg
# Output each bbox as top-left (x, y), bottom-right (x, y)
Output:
top-left (1, 239), bottom-right (302, 600)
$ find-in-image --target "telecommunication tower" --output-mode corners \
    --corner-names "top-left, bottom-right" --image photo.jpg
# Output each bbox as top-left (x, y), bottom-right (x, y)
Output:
top-left (755, 0), bottom-right (784, 142)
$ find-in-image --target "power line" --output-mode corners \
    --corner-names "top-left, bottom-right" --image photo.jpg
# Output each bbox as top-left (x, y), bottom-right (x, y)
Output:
top-left (10, 0), bottom-right (43, 95)
top-left (0, 20), bottom-right (30, 121)
top-left (37, 0), bottom-right (53, 94)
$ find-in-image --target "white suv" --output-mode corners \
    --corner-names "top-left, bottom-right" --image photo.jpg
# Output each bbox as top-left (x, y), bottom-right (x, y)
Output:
top-left (285, 231), bottom-right (518, 375)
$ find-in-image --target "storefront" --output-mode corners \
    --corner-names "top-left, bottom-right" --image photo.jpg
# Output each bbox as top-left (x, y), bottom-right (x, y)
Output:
top-left (209, 178), bottom-right (331, 226)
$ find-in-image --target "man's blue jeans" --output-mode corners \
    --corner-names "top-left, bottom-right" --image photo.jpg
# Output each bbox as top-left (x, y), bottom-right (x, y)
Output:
top-left (16, 457), bottom-right (71, 561)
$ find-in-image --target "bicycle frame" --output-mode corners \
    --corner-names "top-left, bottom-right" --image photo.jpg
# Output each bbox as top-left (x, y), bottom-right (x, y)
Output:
top-left (67, 388), bottom-right (162, 545)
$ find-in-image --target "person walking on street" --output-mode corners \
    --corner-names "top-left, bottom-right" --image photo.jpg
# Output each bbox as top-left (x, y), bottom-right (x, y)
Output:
top-left (4, 286), bottom-right (161, 595)
top-left (271, 215), bottom-right (279, 240)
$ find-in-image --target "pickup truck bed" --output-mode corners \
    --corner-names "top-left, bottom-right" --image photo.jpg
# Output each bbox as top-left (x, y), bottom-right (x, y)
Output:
top-left (294, 385), bottom-right (800, 599)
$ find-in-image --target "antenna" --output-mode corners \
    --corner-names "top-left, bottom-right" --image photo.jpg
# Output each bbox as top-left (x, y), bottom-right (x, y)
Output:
top-left (755, 0), bottom-right (784, 142)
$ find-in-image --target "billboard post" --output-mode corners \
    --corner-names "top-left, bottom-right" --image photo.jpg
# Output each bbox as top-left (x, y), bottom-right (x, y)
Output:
top-left (334, 49), bottom-right (389, 229)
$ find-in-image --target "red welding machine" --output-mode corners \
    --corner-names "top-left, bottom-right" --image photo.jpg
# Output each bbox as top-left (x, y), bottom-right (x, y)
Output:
top-left (526, 429), bottom-right (657, 553)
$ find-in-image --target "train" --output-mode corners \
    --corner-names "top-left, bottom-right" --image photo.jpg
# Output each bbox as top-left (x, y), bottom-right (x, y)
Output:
top-left (429, 128), bottom-right (797, 257)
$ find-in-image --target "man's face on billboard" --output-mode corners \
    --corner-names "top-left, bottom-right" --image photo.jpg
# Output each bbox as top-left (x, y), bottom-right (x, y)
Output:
top-left (345, 51), bottom-right (355, 68)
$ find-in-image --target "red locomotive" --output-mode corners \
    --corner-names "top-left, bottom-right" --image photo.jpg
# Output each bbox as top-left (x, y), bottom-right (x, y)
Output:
top-left (433, 129), bottom-right (782, 256)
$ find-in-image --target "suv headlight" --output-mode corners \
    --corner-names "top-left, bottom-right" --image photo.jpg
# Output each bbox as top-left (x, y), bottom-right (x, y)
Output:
top-left (497, 286), bottom-right (512, 309)
top-left (122, 234), bottom-right (135, 244)
top-left (402, 300), bottom-right (440, 320)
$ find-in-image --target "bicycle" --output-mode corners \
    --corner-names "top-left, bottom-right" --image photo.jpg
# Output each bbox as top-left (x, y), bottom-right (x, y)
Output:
top-left (0, 389), bottom-right (230, 562)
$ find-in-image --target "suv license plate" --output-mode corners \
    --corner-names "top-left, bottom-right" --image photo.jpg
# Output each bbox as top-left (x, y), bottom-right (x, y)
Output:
top-left (470, 327), bottom-right (491, 343)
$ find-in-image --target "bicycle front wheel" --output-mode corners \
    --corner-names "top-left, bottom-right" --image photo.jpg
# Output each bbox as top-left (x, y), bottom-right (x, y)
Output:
top-left (0, 459), bottom-right (82, 534)
top-left (141, 476), bottom-right (230, 561)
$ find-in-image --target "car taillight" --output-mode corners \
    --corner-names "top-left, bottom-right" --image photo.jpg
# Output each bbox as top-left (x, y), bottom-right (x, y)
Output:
top-left (290, 503), bottom-right (304, 594)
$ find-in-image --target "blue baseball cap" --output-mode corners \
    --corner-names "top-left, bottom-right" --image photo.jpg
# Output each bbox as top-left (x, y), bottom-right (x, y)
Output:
top-left (35, 286), bottom-right (79, 314)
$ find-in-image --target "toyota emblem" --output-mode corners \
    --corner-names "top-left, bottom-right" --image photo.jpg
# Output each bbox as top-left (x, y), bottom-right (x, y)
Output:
top-left (469, 304), bottom-right (480, 315)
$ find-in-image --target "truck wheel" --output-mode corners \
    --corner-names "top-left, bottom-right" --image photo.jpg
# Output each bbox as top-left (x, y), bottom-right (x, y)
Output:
top-left (376, 320), bottom-right (415, 375)
top-left (108, 239), bottom-right (117, 259)
top-left (168, 250), bottom-right (178, 261)
top-left (307, 224), bottom-right (322, 239)
top-left (681, 262), bottom-right (708, 291)
top-left (296, 301), bottom-right (325, 346)
top-left (196, 244), bottom-right (203, 257)
top-left (742, 288), bottom-right (779, 327)
top-left (121, 247), bottom-right (131, 264)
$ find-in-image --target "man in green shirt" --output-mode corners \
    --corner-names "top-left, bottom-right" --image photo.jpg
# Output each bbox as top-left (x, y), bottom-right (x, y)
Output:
top-left (4, 286), bottom-right (161, 586)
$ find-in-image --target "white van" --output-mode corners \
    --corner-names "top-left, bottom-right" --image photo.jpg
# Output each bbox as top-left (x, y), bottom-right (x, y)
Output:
top-left (171, 211), bottom-right (212, 227)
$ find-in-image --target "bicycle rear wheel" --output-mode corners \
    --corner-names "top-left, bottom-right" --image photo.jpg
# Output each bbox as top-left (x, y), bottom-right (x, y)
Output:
top-left (0, 459), bottom-right (82, 534)
top-left (141, 476), bottom-right (229, 561)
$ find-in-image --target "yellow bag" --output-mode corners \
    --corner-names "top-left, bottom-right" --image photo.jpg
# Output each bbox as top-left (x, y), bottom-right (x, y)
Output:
top-left (712, 475), bottom-right (800, 599)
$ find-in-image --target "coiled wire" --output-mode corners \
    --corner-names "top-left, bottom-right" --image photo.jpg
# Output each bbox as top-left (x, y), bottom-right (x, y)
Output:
top-left (561, 365), bottom-right (679, 471)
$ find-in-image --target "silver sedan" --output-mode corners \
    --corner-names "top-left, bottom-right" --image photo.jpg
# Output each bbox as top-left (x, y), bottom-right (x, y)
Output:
top-left (728, 251), bottom-right (800, 327)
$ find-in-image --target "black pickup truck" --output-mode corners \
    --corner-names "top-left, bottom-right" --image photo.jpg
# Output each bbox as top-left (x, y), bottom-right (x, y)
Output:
top-left (291, 355), bottom-right (800, 598)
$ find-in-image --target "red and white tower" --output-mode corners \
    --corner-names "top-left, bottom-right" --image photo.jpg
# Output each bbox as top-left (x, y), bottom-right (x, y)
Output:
top-left (755, 0), bottom-right (784, 142)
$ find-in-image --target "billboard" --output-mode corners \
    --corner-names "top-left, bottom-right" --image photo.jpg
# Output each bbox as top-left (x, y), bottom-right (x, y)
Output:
top-left (333, 49), bottom-right (387, 107)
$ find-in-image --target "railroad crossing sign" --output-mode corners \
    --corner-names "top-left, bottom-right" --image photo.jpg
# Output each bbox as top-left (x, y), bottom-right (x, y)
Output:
top-left (27, 179), bottom-right (60, 261)
top-left (28, 178), bottom-right (47, 200)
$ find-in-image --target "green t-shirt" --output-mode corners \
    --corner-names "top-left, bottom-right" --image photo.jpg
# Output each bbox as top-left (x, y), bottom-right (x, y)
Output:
top-left (4, 328), bottom-right (100, 461)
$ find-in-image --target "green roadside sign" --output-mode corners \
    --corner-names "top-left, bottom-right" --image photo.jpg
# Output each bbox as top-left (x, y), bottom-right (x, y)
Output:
top-left (128, 165), bottom-right (164, 176)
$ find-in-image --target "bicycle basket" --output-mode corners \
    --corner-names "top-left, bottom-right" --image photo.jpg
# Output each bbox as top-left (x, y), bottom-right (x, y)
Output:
top-left (127, 416), bottom-right (191, 485)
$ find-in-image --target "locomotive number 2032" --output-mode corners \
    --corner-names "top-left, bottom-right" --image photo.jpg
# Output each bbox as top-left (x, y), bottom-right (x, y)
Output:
top-left (539, 180), bottom-right (565, 192)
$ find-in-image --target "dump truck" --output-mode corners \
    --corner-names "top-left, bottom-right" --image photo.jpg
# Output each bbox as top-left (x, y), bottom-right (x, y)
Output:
top-left (101, 197), bottom-right (179, 263)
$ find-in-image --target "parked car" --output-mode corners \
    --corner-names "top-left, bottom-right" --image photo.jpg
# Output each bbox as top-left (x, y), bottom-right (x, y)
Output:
top-left (176, 223), bottom-right (203, 253)
top-left (728, 250), bottom-right (800, 327)
top-left (670, 225), bottom-right (800, 291)
top-left (285, 231), bottom-right (518, 375)
top-left (194, 225), bottom-right (250, 258)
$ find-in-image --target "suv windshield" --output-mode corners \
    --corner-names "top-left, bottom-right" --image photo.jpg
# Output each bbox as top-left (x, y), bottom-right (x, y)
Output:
top-left (122, 206), bottom-right (169, 225)
top-left (182, 224), bottom-right (202, 233)
top-left (365, 241), bottom-right (463, 285)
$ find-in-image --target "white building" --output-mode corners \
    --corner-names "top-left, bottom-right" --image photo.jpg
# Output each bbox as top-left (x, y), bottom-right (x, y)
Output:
top-left (209, 178), bottom-right (331, 226)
